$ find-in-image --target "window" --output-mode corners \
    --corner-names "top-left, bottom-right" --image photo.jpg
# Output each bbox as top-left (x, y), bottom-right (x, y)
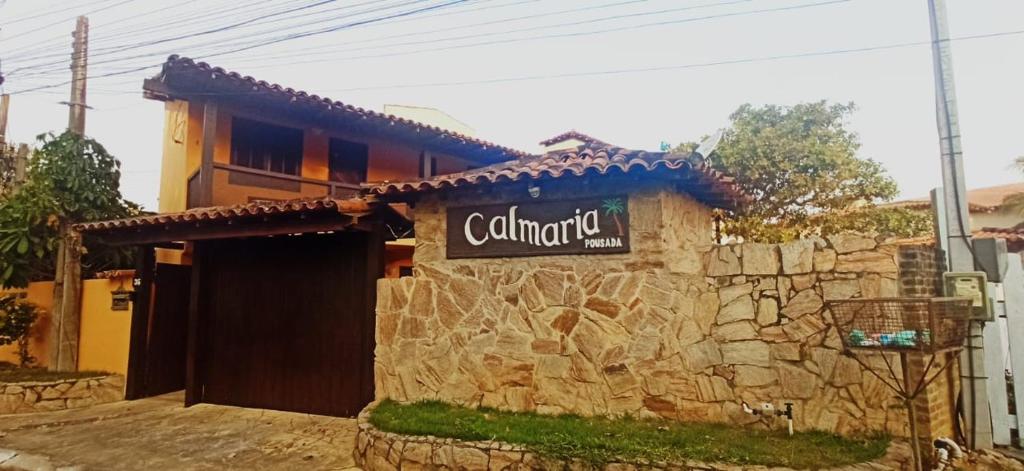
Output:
top-left (329, 138), bottom-right (369, 184)
top-left (230, 117), bottom-right (304, 176)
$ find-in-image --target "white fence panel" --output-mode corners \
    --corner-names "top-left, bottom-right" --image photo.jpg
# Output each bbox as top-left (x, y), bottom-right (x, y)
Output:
top-left (1003, 255), bottom-right (1024, 435)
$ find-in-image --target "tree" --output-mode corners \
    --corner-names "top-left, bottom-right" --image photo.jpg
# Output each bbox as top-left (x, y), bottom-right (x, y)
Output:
top-left (0, 294), bottom-right (40, 367)
top-left (684, 101), bottom-right (929, 242)
top-left (0, 131), bottom-right (138, 288)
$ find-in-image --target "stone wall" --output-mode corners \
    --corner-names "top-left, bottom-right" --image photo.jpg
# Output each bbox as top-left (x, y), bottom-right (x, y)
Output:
top-left (0, 375), bottom-right (124, 414)
top-left (353, 401), bottom-right (914, 471)
top-left (374, 181), bottom-right (946, 437)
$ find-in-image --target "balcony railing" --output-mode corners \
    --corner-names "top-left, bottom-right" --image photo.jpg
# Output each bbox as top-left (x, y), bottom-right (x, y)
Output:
top-left (186, 163), bottom-right (363, 209)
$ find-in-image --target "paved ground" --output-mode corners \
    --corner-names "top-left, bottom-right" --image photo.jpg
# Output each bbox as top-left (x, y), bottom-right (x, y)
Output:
top-left (0, 392), bottom-right (359, 470)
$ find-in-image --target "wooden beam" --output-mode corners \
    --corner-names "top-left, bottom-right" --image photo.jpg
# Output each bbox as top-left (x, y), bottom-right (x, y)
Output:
top-left (199, 102), bottom-right (217, 207)
top-left (184, 242), bottom-right (204, 407)
top-left (124, 245), bottom-right (155, 400)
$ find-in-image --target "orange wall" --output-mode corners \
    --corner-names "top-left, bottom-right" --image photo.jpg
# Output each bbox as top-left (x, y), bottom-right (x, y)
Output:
top-left (385, 244), bottom-right (414, 278)
top-left (0, 276), bottom-right (133, 375)
top-left (0, 281), bottom-right (54, 367)
top-left (78, 277), bottom-right (134, 374)
top-left (157, 99), bottom-right (480, 211)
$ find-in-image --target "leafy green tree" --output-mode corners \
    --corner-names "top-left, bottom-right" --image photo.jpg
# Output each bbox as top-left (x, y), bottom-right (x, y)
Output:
top-left (0, 294), bottom-right (40, 367)
top-left (681, 101), bottom-right (929, 242)
top-left (0, 131), bottom-right (139, 288)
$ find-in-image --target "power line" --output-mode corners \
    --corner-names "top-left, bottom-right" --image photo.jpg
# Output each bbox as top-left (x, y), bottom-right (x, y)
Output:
top-left (5, 0), bottom-right (473, 95)
top-left (0, 0), bottom-right (113, 28)
top-left (45, 27), bottom-right (1024, 97)
top-left (2, 0), bottom-right (211, 60)
top-left (0, 0), bottom-right (136, 40)
top-left (3, 0), bottom-right (346, 73)
top-left (6, 0), bottom-right (801, 79)
top-left (230, 0), bottom-right (839, 70)
top-left (233, 0), bottom-right (754, 67)
top-left (317, 29), bottom-right (1024, 92)
top-left (236, 0), bottom-right (654, 63)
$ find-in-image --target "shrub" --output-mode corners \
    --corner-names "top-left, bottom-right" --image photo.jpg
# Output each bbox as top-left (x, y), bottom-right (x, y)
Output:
top-left (0, 294), bottom-right (40, 367)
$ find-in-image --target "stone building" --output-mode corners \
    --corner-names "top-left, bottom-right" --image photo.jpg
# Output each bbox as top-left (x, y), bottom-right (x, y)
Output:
top-left (370, 144), bottom-right (955, 440)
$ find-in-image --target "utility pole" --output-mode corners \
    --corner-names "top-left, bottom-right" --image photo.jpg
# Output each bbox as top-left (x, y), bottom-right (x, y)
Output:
top-left (926, 0), bottom-right (993, 449)
top-left (66, 15), bottom-right (88, 134)
top-left (0, 94), bottom-right (9, 144)
top-left (49, 16), bottom-right (89, 372)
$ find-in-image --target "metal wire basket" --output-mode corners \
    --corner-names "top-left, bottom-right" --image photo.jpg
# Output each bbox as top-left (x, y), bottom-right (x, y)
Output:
top-left (827, 297), bottom-right (972, 354)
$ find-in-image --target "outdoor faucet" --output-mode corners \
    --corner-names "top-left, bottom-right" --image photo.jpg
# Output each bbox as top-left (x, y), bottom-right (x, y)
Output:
top-left (741, 401), bottom-right (794, 436)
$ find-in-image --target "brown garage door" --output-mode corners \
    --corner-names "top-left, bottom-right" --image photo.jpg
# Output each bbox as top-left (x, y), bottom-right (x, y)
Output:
top-left (194, 231), bottom-right (380, 417)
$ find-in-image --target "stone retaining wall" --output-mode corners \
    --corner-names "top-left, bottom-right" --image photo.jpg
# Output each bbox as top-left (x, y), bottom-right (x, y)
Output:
top-left (353, 402), bottom-right (913, 471)
top-left (374, 182), bottom-right (948, 438)
top-left (0, 375), bottom-right (124, 414)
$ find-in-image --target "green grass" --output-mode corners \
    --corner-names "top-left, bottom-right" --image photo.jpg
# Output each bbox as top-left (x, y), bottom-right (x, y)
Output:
top-left (370, 400), bottom-right (890, 469)
top-left (0, 363), bottom-right (111, 383)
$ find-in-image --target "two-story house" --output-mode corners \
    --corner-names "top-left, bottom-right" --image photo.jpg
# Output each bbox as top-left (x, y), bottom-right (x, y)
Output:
top-left (79, 55), bottom-right (532, 417)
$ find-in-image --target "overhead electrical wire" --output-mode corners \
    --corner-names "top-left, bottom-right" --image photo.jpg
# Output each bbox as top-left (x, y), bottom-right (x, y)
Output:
top-left (223, 0), bottom-right (840, 70)
top-left (0, 0), bottom-right (115, 28)
top-left (2, 0), bottom-right (325, 64)
top-left (232, 0), bottom-right (754, 66)
top-left (2, 0), bottom-right (230, 60)
top-left (0, 0), bottom-right (137, 41)
top-left (19, 27), bottom-right (1021, 98)
top-left (3, 0), bottom-right (435, 77)
top-left (5, 0), bottom-right (472, 94)
top-left (6, 0), bottom-right (771, 79)
top-left (3, 0), bottom-right (347, 72)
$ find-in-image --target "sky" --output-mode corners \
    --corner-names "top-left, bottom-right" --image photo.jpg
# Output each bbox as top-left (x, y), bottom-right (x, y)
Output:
top-left (0, 0), bottom-right (1021, 211)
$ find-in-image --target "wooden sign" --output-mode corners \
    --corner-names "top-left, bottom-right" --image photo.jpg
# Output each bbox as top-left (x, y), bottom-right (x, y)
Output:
top-left (446, 196), bottom-right (629, 259)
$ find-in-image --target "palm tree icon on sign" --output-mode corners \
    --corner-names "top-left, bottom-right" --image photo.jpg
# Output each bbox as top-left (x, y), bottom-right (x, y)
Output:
top-left (601, 198), bottom-right (625, 237)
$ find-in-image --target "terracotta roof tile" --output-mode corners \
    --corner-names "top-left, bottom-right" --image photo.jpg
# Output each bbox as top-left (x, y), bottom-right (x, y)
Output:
top-left (889, 224), bottom-right (1024, 251)
top-left (76, 197), bottom-right (375, 232)
top-left (369, 144), bottom-right (746, 209)
top-left (881, 183), bottom-right (1024, 213)
top-left (539, 130), bottom-right (613, 147)
top-left (144, 55), bottom-right (530, 162)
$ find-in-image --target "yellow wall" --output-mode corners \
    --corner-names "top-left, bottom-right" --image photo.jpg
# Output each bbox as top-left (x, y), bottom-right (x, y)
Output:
top-left (158, 101), bottom-right (189, 213)
top-left (0, 276), bottom-right (133, 375)
top-left (157, 100), bottom-right (204, 213)
top-left (157, 99), bottom-right (480, 211)
top-left (0, 281), bottom-right (54, 367)
top-left (78, 277), bottom-right (134, 375)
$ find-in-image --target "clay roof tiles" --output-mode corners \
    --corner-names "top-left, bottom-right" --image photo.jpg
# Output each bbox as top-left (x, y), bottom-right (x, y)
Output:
top-left (539, 130), bottom-right (613, 147)
top-left (881, 182), bottom-right (1024, 213)
top-left (144, 55), bottom-right (530, 162)
top-left (369, 145), bottom-right (746, 209)
top-left (76, 197), bottom-right (374, 232)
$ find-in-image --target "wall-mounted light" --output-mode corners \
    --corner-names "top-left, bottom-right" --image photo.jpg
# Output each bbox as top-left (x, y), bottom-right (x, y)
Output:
top-left (528, 183), bottom-right (541, 198)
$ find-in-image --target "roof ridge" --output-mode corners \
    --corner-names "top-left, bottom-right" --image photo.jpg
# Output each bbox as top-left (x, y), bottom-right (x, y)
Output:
top-left (150, 55), bottom-right (530, 161)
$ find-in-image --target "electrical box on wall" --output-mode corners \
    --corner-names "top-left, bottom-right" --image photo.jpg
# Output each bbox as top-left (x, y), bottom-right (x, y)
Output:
top-left (974, 238), bottom-right (1008, 283)
top-left (943, 272), bottom-right (992, 321)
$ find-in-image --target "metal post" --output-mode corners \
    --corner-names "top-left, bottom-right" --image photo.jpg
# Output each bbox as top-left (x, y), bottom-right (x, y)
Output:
top-left (67, 16), bottom-right (88, 135)
top-left (926, 0), bottom-right (993, 449)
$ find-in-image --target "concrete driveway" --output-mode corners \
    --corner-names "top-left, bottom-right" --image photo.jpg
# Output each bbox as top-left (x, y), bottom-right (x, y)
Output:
top-left (0, 392), bottom-right (359, 470)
